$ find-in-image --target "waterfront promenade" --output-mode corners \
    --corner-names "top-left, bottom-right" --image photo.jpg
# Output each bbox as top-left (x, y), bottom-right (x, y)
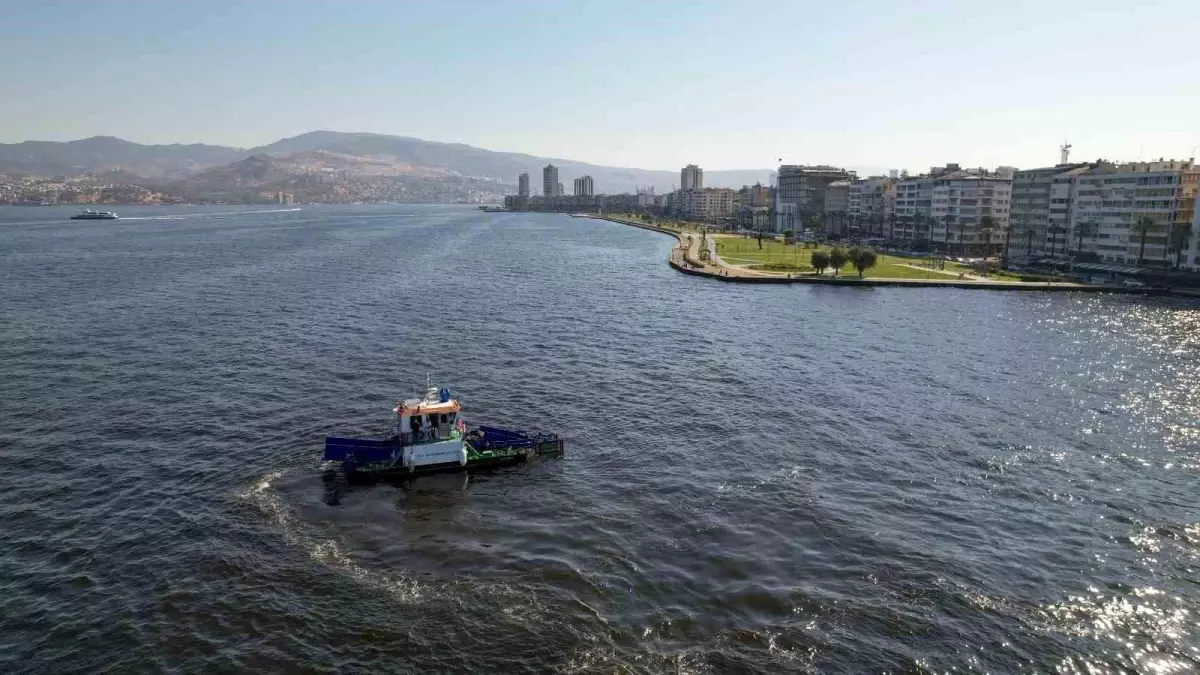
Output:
top-left (588, 214), bottom-right (1161, 294)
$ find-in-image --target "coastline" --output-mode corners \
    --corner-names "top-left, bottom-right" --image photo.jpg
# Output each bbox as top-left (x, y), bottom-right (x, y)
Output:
top-left (585, 214), bottom-right (1171, 295)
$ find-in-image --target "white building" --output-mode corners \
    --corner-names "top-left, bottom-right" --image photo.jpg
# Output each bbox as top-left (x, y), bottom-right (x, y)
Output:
top-left (678, 188), bottom-right (733, 221)
top-left (681, 164), bottom-right (704, 191)
top-left (1069, 159), bottom-right (1199, 266)
top-left (573, 175), bottom-right (594, 197)
top-left (1008, 164), bottom-right (1092, 261)
top-left (929, 170), bottom-right (1012, 252)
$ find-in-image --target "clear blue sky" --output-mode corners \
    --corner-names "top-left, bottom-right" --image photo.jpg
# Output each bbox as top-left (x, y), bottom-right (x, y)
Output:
top-left (2, 0), bottom-right (1197, 172)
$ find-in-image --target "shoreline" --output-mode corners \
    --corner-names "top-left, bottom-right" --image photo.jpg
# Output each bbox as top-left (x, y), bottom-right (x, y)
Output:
top-left (585, 214), bottom-right (1174, 296)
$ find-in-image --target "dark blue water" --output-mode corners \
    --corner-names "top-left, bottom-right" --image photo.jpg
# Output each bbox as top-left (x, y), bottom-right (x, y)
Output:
top-left (2, 204), bottom-right (1197, 673)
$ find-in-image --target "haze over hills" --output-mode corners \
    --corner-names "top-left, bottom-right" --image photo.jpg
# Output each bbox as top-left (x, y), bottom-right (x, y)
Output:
top-left (0, 129), bottom-right (777, 196)
top-left (0, 136), bottom-right (245, 180)
top-left (0, 131), bottom-right (776, 200)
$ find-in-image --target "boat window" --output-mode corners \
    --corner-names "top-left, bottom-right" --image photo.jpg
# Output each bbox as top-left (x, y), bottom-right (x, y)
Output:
top-left (440, 413), bottom-right (448, 424)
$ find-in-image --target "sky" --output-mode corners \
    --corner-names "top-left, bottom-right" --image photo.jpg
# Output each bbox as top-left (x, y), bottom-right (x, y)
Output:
top-left (1, 0), bottom-right (1198, 172)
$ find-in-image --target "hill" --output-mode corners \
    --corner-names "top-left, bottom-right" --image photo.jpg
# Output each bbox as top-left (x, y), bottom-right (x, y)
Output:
top-left (0, 136), bottom-right (244, 179)
top-left (170, 151), bottom-right (508, 204)
top-left (248, 131), bottom-right (774, 193)
top-left (0, 131), bottom-right (774, 195)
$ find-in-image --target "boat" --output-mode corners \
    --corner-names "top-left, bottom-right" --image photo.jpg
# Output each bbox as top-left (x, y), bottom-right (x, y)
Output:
top-left (70, 210), bottom-right (119, 220)
top-left (322, 384), bottom-right (563, 480)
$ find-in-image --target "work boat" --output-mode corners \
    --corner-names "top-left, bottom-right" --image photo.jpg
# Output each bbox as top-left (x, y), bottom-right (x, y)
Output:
top-left (323, 385), bottom-right (563, 479)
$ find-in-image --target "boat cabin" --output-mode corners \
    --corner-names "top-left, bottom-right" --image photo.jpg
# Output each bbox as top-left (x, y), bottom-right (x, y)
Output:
top-left (395, 387), bottom-right (462, 445)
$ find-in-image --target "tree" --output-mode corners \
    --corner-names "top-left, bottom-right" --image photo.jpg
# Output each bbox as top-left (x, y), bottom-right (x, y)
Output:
top-left (827, 247), bottom-right (849, 276)
top-left (1134, 216), bottom-right (1154, 265)
top-left (851, 247), bottom-right (878, 277)
top-left (782, 229), bottom-right (795, 244)
top-left (846, 245), bottom-right (862, 268)
top-left (1170, 222), bottom-right (1192, 269)
top-left (810, 249), bottom-right (830, 275)
top-left (1074, 220), bottom-right (1096, 259)
top-left (979, 215), bottom-right (997, 258)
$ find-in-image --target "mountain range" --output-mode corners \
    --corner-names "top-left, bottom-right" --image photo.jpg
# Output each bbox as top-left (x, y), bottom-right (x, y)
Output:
top-left (0, 131), bottom-right (776, 200)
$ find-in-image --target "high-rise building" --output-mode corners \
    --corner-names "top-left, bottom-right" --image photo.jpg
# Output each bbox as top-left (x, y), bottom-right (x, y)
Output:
top-left (518, 172), bottom-right (530, 197)
top-left (556, 182), bottom-right (564, 197)
top-left (543, 164), bottom-right (559, 197)
top-left (774, 165), bottom-right (854, 231)
top-left (681, 164), bottom-right (703, 191)
top-left (573, 175), bottom-right (594, 197)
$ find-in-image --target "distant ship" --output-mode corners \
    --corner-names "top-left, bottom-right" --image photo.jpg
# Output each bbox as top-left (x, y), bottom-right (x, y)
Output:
top-left (70, 210), bottom-right (119, 220)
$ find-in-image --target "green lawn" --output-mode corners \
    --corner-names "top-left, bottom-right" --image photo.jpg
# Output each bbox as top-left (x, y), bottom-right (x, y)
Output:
top-left (716, 236), bottom-right (972, 279)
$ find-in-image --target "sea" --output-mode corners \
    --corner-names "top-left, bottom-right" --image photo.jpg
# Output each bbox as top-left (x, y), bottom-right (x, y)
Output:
top-left (1, 204), bottom-right (1197, 673)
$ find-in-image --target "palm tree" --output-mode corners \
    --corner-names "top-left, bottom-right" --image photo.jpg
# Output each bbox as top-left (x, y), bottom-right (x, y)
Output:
top-left (957, 219), bottom-right (968, 257)
top-left (942, 215), bottom-right (955, 254)
top-left (1073, 220), bottom-right (1097, 259)
top-left (979, 215), bottom-right (997, 258)
top-left (1134, 215), bottom-right (1154, 265)
top-left (1170, 222), bottom-right (1192, 269)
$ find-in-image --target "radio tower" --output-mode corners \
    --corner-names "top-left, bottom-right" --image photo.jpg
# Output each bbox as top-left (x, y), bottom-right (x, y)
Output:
top-left (1060, 141), bottom-right (1072, 165)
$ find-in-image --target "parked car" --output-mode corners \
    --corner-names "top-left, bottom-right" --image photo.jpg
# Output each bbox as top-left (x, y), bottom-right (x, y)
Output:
top-left (1121, 279), bottom-right (1146, 288)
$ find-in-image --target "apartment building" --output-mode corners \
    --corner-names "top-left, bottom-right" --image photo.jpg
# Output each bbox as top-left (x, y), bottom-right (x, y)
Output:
top-left (929, 170), bottom-right (1012, 251)
top-left (518, 172), bottom-right (530, 197)
top-left (681, 164), bottom-right (704, 191)
top-left (848, 176), bottom-right (897, 236)
top-left (678, 187), bottom-right (734, 221)
top-left (1068, 159), bottom-right (1199, 266)
top-left (542, 164), bottom-right (559, 197)
top-left (1008, 163), bottom-right (1093, 261)
top-left (775, 165), bottom-right (854, 231)
top-left (735, 183), bottom-right (775, 230)
top-left (573, 175), bottom-right (594, 197)
top-left (824, 180), bottom-right (850, 235)
top-left (1187, 195), bottom-right (1200, 270)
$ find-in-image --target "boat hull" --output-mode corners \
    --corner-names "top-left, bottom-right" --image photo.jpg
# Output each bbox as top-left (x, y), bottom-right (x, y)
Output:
top-left (323, 426), bottom-right (564, 481)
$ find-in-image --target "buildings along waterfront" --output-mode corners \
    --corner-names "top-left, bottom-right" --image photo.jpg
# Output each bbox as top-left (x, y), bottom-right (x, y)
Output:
top-left (499, 150), bottom-right (1200, 274)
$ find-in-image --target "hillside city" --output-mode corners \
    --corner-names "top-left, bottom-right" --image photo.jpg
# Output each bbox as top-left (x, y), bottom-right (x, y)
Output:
top-left (504, 148), bottom-right (1200, 273)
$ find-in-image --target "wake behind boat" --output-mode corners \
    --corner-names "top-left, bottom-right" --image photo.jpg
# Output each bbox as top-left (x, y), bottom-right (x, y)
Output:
top-left (323, 384), bottom-right (563, 480)
top-left (70, 210), bottom-right (119, 220)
